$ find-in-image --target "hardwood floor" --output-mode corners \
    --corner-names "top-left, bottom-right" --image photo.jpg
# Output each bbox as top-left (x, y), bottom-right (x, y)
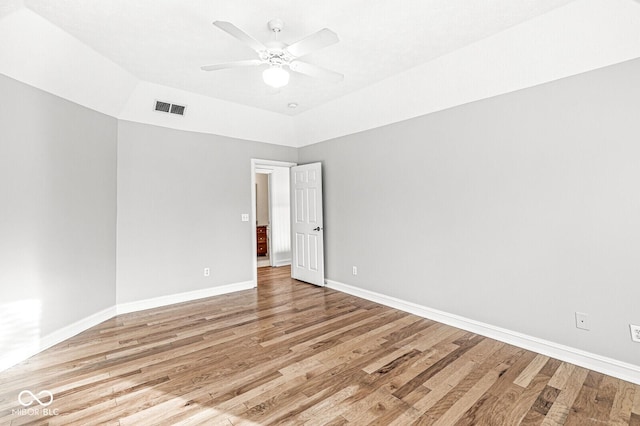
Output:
top-left (1, 266), bottom-right (639, 425)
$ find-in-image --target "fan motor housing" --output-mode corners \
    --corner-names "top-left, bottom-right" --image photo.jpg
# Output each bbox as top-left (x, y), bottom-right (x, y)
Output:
top-left (268, 18), bottom-right (284, 33)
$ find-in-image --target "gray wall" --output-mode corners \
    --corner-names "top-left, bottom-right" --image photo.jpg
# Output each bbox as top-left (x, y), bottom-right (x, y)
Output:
top-left (299, 58), bottom-right (640, 366)
top-left (0, 74), bottom-right (117, 337)
top-left (3, 56), bottom-right (640, 371)
top-left (116, 121), bottom-right (297, 304)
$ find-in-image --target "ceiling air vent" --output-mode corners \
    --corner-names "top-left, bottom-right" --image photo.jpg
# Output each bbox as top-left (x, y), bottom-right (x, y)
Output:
top-left (154, 101), bottom-right (171, 113)
top-left (170, 104), bottom-right (186, 116)
top-left (154, 100), bottom-right (186, 116)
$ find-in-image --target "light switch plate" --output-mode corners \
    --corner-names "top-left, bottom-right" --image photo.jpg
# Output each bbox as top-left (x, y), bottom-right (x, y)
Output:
top-left (241, 214), bottom-right (249, 222)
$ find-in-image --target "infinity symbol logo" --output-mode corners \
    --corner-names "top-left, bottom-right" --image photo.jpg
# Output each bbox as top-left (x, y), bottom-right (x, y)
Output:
top-left (18, 390), bottom-right (54, 407)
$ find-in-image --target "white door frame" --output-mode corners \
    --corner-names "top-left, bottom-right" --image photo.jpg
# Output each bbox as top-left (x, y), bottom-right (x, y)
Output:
top-left (266, 172), bottom-right (274, 267)
top-left (255, 168), bottom-right (273, 267)
top-left (250, 159), bottom-right (297, 287)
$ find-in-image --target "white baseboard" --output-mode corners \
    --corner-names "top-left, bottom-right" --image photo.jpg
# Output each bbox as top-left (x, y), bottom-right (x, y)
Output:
top-left (0, 281), bottom-right (256, 372)
top-left (272, 259), bottom-right (292, 267)
top-left (0, 305), bottom-right (116, 372)
top-left (325, 279), bottom-right (640, 385)
top-left (116, 280), bottom-right (255, 315)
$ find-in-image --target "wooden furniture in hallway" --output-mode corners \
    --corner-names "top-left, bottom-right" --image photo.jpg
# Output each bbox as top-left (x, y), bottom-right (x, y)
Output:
top-left (1, 266), bottom-right (639, 425)
top-left (257, 225), bottom-right (267, 256)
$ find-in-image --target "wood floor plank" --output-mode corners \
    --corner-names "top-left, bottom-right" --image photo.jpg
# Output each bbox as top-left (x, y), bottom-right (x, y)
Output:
top-left (541, 366), bottom-right (590, 426)
top-left (633, 384), bottom-right (640, 415)
top-left (507, 363), bottom-right (561, 426)
top-left (429, 367), bottom-right (502, 426)
top-left (393, 360), bottom-right (477, 425)
top-left (414, 345), bottom-right (524, 425)
top-left (547, 362), bottom-right (576, 391)
top-left (1, 265), bottom-right (639, 425)
top-left (514, 354), bottom-right (551, 389)
top-left (392, 334), bottom-right (485, 400)
top-left (609, 379), bottom-right (637, 425)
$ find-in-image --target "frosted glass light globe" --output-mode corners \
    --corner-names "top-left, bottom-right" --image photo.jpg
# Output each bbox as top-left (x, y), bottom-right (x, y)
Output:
top-left (263, 66), bottom-right (290, 88)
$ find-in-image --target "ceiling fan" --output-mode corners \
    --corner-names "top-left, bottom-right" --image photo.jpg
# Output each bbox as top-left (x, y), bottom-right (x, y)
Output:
top-left (201, 19), bottom-right (343, 88)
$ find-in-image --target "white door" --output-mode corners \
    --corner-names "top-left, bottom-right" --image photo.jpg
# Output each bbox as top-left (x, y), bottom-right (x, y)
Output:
top-left (290, 163), bottom-right (325, 286)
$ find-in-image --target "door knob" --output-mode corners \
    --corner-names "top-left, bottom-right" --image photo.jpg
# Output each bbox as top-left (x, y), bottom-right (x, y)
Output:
top-left (312, 226), bottom-right (323, 231)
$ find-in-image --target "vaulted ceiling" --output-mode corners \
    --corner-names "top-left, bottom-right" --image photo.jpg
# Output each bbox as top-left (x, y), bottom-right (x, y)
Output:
top-left (2, 0), bottom-right (640, 146)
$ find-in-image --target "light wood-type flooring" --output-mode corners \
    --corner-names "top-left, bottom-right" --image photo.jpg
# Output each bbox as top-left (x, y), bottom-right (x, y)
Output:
top-left (1, 266), bottom-right (639, 425)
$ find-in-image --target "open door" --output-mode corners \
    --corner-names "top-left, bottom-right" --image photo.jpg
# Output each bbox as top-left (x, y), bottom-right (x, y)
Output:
top-left (251, 159), bottom-right (296, 287)
top-left (290, 163), bottom-right (325, 286)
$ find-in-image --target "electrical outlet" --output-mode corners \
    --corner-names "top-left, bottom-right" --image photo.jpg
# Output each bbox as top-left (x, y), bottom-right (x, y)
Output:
top-left (204, 268), bottom-right (210, 277)
top-left (241, 214), bottom-right (249, 222)
top-left (352, 266), bottom-right (357, 276)
top-left (630, 324), bottom-right (640, 343)
top-left (575, 312), bottom-right (589, 330)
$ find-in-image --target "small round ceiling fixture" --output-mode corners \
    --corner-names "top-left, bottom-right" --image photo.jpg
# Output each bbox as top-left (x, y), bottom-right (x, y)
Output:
top-left (287, 102), bottom-right (298, 109)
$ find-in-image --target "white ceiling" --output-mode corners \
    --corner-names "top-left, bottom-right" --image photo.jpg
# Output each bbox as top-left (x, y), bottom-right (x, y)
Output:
top-left (22, 0), bottom-right (576, 115)
top-left (2, 0), bottom-right (640, 146)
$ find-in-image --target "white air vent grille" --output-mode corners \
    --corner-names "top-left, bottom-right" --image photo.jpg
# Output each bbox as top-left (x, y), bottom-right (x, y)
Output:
top-left (154, 101), bottom-right (171, 113)
top-left (154, 100), bottom-right (186, 116)
top-left (170, 104), bottom-right (186, 116)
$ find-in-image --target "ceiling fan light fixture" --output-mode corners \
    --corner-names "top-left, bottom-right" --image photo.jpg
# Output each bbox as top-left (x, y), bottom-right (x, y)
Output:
top-left (263, 65), bottom-right (290, 88)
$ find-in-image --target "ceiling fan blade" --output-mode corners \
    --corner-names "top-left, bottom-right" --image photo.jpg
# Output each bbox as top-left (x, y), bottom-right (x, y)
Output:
top-left (201, 59), bottom-right (262, 71)
top-left (213, 21), bottom-right (266, 53)
top-left (289, 61), bottom-right (343, 83)
top-left (285, 28), bottom-right (339, 58)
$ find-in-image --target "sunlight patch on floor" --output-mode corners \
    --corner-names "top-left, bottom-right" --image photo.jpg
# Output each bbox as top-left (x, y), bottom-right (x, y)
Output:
top-left (0, 299), bottom-right (42, 371)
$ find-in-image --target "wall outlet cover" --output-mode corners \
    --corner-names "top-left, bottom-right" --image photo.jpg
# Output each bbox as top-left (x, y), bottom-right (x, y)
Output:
top-left (575, 312), bottom-right (589, 331)
top-left (630, 324), bottom-right (640, 343)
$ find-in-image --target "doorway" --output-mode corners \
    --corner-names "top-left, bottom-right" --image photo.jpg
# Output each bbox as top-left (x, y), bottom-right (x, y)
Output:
top-left (250, 159), bottom-right (296, 286)
top-left (255, 171), bottom-right (270, 267)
